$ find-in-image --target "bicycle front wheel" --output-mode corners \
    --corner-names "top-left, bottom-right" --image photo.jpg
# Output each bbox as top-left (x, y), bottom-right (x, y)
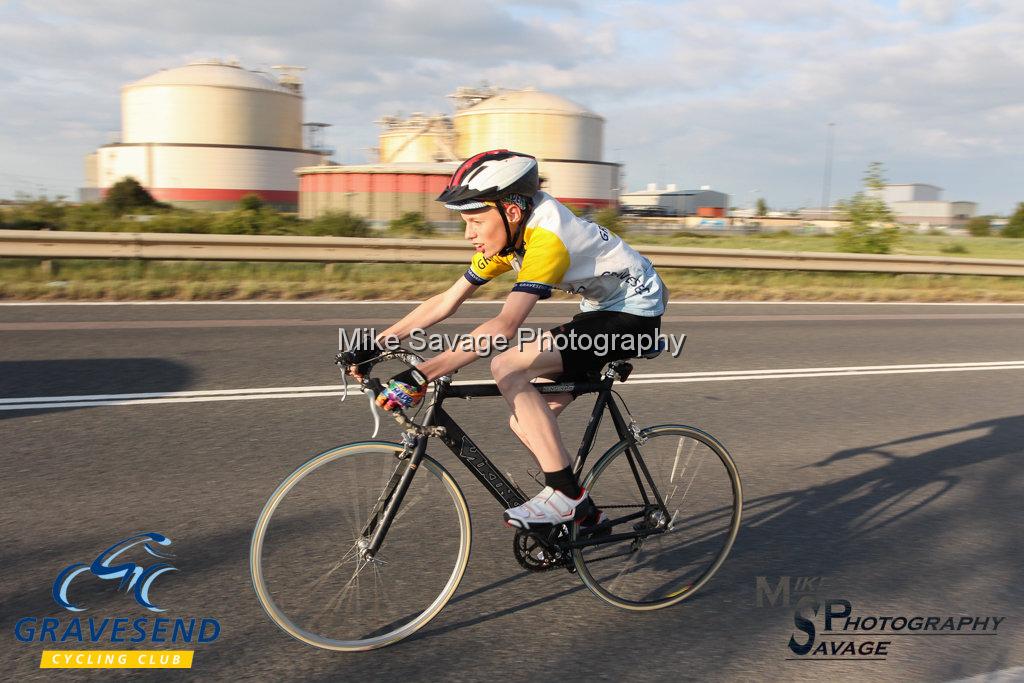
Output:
top-left (251, 441), bottom-right (471, 651)
top-left (573, 425), bottom-right (741, 610)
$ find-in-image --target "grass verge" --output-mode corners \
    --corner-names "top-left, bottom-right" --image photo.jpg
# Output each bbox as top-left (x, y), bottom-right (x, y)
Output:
top-left (2, 258), bottom-right (1024, 302)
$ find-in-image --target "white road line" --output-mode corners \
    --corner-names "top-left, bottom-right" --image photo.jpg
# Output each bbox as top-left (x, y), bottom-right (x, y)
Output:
top-left (3, 360), bottom-right (1024, 411)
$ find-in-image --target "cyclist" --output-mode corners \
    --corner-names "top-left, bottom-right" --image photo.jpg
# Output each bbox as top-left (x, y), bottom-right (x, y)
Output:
top-left (346, 149), bottom-right (667, 530)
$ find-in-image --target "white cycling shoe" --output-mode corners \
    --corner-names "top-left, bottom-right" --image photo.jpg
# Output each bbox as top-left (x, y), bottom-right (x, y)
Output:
top-left (503, 486), bottom-right (595, 530)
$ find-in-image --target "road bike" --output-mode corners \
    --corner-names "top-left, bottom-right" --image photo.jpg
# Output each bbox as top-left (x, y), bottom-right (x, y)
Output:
top-left (250, 345), bottom-right (743, 651)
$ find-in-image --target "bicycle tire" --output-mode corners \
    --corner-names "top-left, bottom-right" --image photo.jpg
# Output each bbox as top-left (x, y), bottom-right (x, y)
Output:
top-left (250, 441), bottom-right (472, 651)
top-left (572, 425), bottom-right (742, 610)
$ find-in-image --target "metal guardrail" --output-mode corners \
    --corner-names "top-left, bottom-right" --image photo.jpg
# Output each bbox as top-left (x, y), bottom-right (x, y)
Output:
top-left (2, 229), bottom-right (1023, 277)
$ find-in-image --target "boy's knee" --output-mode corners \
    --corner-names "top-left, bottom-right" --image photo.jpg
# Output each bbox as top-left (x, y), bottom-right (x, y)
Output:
top-left (491, 351), bottom-right (525, 385)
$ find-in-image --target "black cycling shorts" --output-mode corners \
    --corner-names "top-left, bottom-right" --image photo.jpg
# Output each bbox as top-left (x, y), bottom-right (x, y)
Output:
top-left (547, 310), bottom-right (662, 383)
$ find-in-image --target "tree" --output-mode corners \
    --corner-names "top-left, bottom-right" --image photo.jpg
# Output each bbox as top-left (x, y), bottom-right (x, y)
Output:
top-left (834, 162), bottom-right (901, 254)
top-left (239, 193), bottom-right (265, 212)
top-left (966, 216), bottom-right (992, 237)
top-left (756, 198), bottom-right (768, 217)
top-left (1003, 203), bottom-right (1024, 238)
top-left (104, 177), bottom-right (160, 215)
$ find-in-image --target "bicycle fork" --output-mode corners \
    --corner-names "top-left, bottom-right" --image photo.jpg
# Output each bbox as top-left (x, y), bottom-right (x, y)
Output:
top-left (359, 409), bottom-right (435, 560)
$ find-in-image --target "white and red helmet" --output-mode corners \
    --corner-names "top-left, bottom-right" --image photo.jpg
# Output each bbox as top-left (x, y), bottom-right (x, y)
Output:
top-left (437, 149), bottom-right (540, 211)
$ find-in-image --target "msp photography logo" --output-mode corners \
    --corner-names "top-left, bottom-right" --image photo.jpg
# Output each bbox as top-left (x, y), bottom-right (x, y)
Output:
top-left (785, 597), bottom-right (1005, 662)
top-left (755, 575), bottom-right (828, 608)
top-left (339, 326), bottom-right (687, 359)
top-left (13, 532), bottom-right (221, 670)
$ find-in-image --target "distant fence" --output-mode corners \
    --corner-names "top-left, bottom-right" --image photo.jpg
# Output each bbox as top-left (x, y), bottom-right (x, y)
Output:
top-left (1, 229), bottom-right (1023, 277)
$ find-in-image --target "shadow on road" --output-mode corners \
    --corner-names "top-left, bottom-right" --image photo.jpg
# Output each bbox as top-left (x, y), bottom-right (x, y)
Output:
top-left (0, 358), bottom-right (193, 419)
top-left (384, 413), bottom-right (1024, 673)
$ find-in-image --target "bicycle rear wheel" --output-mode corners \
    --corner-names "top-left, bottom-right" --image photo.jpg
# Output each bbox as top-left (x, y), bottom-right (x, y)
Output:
top-left (250, 441), bottom-right (471, 651)
top-left (572, 425), bottom-right (741, 610)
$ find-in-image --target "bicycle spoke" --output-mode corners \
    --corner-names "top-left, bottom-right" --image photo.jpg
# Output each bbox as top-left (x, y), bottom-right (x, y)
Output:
top-left (573, 426), bottom-right (741, 609)
top-left (251, 444), bottom-right (470, 650)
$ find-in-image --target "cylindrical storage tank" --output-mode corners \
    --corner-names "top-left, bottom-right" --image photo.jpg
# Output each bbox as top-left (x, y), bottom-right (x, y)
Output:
top-left (453, 89), bottom-right (603, 162)
top-left (98, 145), bottom-right (323, 211)
top-left (122, 61), bottom-right (302, 148)
top-left (379, 131), bottom-right (449, 163)
top-left (378, 115), bottom-right (455, 163)
top-left (94, 60), bottom-right (326, 210)
top-left (297, 163), bottom-right (461, 228)
top-left (538, 160), bottom-right (619, 209)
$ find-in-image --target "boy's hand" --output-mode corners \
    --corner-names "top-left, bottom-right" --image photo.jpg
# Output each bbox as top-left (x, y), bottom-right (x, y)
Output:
top-left (376, 368), bottom-right (428, 411)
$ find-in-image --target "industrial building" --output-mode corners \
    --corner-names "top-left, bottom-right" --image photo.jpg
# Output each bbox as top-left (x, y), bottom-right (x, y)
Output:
top-left (298, 85), bottom-right (620, 223)
top-left (81, 60), bottom-right (329, 210)
top-left (298, 162), bottom-right (458, 223)
top-left (870, 183), bottom-right (977, 230)
top-left (619, 184), bottom-right (728, 217)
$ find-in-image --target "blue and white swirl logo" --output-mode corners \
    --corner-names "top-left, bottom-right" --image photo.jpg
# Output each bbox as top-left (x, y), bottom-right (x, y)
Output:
top-left (52, 533), bottom-right (177, 613)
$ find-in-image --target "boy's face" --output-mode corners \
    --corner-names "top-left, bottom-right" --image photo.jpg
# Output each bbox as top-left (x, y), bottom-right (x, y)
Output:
top-left (461, 203), bottom-right (522, 258)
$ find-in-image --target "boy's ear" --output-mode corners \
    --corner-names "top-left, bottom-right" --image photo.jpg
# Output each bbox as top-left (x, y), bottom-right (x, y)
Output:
top-left (504, 203), bottom-right (523, 224)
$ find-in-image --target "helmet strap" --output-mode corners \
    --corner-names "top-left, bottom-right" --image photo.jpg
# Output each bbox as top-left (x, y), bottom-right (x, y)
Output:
top-left (496, 198), bottom-right (533, 257)
top-left (496, 203), bottom-right (516, 257)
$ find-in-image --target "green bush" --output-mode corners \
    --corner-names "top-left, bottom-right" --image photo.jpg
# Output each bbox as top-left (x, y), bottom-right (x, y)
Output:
top-left (593, 207), bottom-right (624, 235)
top-left (239, 193), bottom-right (265, 212)
top-left (104, 177), bottom-right (166, 215)
top-left (134, 211), bottom-right (215, 233)
top-left (1, 194), bottom-right (70, 229)
top-left (387, 212), bottom-right (435, 236)
top-left (966, 216), bottom-right (992, 237)
top-left (940, 242), bottom-right (968, 254)
top-left (1004, 203), bottom-right (1024, 238)
top-left (306, 211), bottom-right (370, 237)
top-left (834, 162), bottom-right (901, 254)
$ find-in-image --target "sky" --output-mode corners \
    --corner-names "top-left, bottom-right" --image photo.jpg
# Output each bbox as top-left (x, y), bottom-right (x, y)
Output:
top-left (0, 0), bottom-right (1021, 214)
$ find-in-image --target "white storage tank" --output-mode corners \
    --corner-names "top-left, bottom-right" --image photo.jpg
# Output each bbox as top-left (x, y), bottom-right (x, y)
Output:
top-left (453, 88), bottom-right (603, 161)
top-left (378, 114), bottom-right (456, 163)
top-left (90, 60), bottom-right (327, 210)
top-left (122, 60), bottom-right (302, 148)
top-left (451, 87), bottom-right (616, 209)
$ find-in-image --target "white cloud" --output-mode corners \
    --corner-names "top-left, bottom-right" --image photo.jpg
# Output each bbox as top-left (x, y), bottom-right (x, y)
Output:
top-left (0, 0), bottom-right (1021, 212)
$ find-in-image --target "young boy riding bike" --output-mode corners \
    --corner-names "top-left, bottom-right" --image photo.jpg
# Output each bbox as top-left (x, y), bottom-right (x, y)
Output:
top-left (345, 149), bottom-right (667, 530)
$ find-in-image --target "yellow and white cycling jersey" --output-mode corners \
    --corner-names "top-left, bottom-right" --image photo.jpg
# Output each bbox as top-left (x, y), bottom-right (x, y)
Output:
top-left (464, 192), bottom-right (666, 316)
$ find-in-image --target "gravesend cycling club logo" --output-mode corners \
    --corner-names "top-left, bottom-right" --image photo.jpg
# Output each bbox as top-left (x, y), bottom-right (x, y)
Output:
top-left (53, 532), bottom-right (177, 612)
top-left (13, 532), bottom-right (221, 670)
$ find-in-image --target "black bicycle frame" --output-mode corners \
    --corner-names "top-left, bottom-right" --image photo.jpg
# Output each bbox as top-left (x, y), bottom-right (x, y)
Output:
top-left (366, 364), bottom-right (666, 555)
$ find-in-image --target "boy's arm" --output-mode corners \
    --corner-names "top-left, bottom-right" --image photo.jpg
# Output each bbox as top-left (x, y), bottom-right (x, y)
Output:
top-left (414, 291), bottom-right (540, 380)
top-left (376, 276), bottom-right (478, 342)
top-left (346, 277), bottom-right (477, 379)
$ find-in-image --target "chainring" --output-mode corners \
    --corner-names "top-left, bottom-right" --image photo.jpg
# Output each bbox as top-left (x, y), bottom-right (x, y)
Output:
top-left (512, 527), bottom-right (572, 572)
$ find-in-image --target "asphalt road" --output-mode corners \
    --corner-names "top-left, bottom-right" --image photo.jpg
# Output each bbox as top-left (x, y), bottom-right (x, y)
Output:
top-left (2, 300), bottom-right (1023, 682)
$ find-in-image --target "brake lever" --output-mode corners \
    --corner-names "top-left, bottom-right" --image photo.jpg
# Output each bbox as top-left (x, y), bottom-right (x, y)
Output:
top-left (367, 388), bottom-right (381, 438)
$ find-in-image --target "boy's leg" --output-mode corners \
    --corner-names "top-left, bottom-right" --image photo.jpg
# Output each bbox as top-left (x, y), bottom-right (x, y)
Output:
top-left (490, 334), bottom-right (572, 473)
top-left (508, 368), bottom-right (573, 463)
